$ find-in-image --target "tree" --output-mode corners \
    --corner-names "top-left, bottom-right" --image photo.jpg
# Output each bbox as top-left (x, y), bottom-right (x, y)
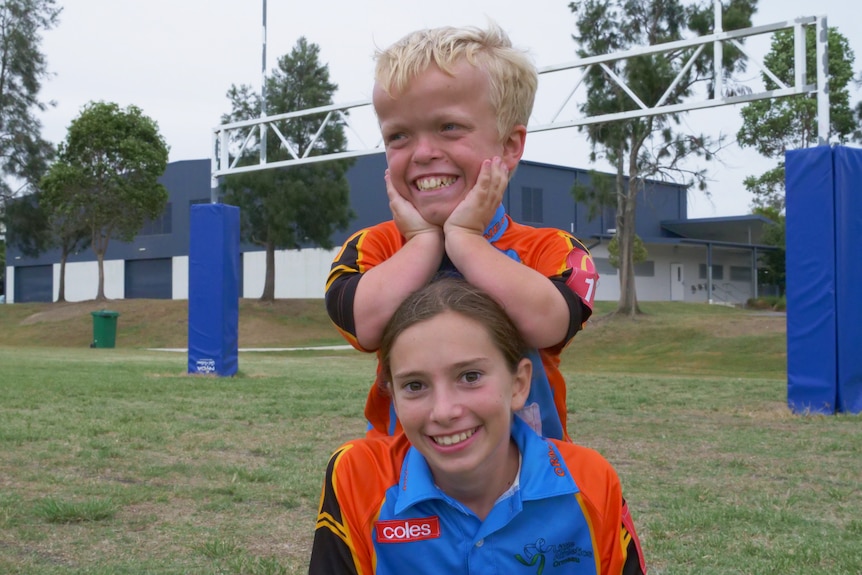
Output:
top-left (569, 0), bottom-right (756, 316)
top-left (753, 205), bottom-right (785, 296)
top-left (737, 26), bottom-right (857, 214)
top-left (573, 169), bottom-right (649, 271)
top-left (608, 233), bottom-right (647, 269)
top-left (221, 37), bottom-right (353, 301)
top-left (40, 101), bottom-right (169, 300)
top-left (3, 190), bottom-right (48, 258)
top-left (2, 191), bottom-right (49, 300)
top-left (737, 27), bottom-right (857, 293)
top-left (0, 236), bottom-right (5, 296)
top-left (0, 0), bottom-right (60, 214)
top-left (3, 187), bottom-right (91, 302)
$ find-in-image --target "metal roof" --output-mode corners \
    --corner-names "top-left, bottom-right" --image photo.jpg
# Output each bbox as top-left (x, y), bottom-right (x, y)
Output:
top-left (660, 214), bottom-right (776, 246)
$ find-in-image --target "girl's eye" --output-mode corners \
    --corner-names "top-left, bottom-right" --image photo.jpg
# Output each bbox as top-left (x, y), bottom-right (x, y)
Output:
top-left (403, 381), bottom-right (424, 393)
top-left (462, 371), bottom-right (481, 384)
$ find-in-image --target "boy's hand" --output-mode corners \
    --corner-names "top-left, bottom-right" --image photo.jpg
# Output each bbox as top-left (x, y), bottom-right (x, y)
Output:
top-left (444, 157), bottom-right (509, 236)
top-left (385, 170), bottom-right (441, 240)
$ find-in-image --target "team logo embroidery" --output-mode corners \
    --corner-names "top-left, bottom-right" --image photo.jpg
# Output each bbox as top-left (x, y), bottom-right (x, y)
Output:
top-left (375, 517), bottom-right (441, 543)
top-left (515, 538), bottom-right (594, 574)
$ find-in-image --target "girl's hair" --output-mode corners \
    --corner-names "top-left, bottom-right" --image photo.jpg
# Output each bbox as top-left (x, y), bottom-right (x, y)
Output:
top-left (379, 276), bottom-right (528, 386)
top-left (374, 22), bottom-right (538, 142)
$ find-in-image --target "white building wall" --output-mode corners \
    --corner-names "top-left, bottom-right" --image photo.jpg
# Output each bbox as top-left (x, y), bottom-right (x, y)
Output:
top-left (588, 243), bottom-right (617, 302)
top-left (242, 248), bottom-right (338, 299)
top-left (584, 243), bottom-right (756, 305)
top-left (56, 260), bottom-right (125, 302)
top-left (5, 266), bottom-right (14, 303)
top-left (172, 256), bottom-right (189, 299)
top-left (10, 245), bottom-right (758, 305)
top-left (59, 261), bottom-right (98, 302)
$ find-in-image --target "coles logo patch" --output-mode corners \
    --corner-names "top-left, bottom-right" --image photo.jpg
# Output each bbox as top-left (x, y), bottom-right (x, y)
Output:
top-left (375, 517), bottom-right (441, 543)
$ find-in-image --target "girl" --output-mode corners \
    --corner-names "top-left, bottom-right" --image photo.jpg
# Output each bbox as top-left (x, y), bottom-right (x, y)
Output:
top-left (310, 277), bottom-right (645, 574)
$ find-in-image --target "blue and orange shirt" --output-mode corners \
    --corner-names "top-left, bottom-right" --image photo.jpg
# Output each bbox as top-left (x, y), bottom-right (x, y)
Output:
top-left (325, 206), bottom-right (598, 441)
top-left (309, 417), bottom-right (646, 575)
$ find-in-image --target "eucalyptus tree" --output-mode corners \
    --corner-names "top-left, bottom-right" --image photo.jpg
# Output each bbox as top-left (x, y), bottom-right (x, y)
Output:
top-left (221, 37), bottom-right (353, 301)
top-left (737, 27), bottom-right (857, 214)
top-left (569, 0), bottom-right (756, 315)
top-left (736, 26), bottom-right (856, 297)
top-left (41, 101), bottom-right (169, 300)
top-left (0, 0), bottom-right (60, 213)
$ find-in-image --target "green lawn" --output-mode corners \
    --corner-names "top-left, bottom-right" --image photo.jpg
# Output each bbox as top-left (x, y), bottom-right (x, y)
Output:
top-left (0, 303), bottom-right (859, 574)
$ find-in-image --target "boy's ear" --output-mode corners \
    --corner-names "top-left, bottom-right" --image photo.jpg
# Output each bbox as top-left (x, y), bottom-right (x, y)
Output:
top-left (510, 357), bottom-right (532, 411)
top-left (502, 124), bottom-right (527, 172)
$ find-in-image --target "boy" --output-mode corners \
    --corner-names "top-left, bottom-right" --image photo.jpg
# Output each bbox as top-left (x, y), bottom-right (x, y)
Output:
top-left (325, 23), bottom-right (597, 441)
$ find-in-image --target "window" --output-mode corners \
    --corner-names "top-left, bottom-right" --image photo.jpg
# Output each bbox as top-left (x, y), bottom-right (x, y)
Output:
top-left (594, 257), bottom-right (617, 276)
top-left (139, 203), bottom-right (172, 236)
top-left (699, 263), bottom-right (723, 280)
top-left (521, 187), bottom-right (543, 223)
top-left (730, 266), bottom-right (752, 282)
top-left (634, 261), bottom-right (655, 277)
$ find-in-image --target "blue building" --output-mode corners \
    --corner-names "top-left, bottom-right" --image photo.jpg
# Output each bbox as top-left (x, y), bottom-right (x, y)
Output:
top-left (5, 154), bottom-right (774, 304)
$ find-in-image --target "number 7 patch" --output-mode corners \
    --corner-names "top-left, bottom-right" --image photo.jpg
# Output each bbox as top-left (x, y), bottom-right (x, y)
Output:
top-left (564, 247), bottom-right (598, 310)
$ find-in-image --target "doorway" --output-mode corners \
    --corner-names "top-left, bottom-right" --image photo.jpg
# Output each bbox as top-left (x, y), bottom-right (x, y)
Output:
top-left (671, 263), bottom-right (685, 301)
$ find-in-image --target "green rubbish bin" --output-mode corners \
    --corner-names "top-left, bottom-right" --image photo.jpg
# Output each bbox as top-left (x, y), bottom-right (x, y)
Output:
top-left (90, 310), bottom-right (120, 348)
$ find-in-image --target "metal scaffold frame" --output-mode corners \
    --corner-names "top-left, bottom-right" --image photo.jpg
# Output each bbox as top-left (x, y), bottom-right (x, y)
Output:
top-left (210, 11), bottom-right (829, 201)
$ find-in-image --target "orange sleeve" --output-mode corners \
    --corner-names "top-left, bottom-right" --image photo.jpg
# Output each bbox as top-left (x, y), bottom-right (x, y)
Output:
top-left (557, 442), bottom-right (647, 575)
top-left (325, 222), bottom-right (405, 352)
top-left (317, 436), bottom-right (410, 574)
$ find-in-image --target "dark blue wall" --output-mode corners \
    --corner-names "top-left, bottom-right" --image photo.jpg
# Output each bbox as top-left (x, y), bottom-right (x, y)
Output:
top-left (7, 155), bottom-right (687, 267)
top-left (510, 160), bottom-right (687, 244)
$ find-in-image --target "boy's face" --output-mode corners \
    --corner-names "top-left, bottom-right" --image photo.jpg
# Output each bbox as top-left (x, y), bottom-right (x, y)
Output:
top-left (373, 61), bottom-right (525, 227)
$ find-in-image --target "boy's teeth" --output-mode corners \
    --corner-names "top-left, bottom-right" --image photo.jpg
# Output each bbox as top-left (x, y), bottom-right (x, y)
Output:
top-left (416, 176), bottom-right (456, 191)
top-left (433, 428), bottom-right (475, 446)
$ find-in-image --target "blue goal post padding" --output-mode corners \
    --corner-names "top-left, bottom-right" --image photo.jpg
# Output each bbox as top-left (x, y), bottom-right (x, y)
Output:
top-left (785, 146), bottom-right (837, 414)
top-left (834, 147), bottom-right (862, 414)
top-left (188, 203), bottom-right (240, 376)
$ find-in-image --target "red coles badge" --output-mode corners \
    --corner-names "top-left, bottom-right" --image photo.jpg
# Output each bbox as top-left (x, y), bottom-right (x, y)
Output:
top-left (565, 247), bottom-right (598, 310)
top-left (375, 517), bottom-right (441, 543)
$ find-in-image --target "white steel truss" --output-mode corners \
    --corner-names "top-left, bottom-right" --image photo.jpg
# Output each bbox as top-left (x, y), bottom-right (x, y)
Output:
top-left (210, 12), bottom-right (829, 200)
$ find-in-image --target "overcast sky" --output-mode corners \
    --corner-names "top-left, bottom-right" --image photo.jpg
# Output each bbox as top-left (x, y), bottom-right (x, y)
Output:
top-left (38, 0), bottom-right (862, 218)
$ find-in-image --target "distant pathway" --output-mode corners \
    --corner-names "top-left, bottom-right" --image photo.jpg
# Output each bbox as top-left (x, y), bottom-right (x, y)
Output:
top-left (148, 345), bottom-right (354, 353)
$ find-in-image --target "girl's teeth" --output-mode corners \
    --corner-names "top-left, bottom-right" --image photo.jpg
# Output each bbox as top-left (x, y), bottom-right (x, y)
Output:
top-left (433, 428), bottom-right (475, 446)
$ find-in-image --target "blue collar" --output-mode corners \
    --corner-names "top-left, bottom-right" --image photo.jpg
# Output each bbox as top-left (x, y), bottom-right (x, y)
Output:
top-left (393, 417), bottom-right (579, 515)
top-left (482, 205), bottom-right (508, 243)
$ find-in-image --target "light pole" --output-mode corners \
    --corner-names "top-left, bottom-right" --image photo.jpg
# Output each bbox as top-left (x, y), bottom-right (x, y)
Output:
top-left (260, 0), bottom-right (267, 163)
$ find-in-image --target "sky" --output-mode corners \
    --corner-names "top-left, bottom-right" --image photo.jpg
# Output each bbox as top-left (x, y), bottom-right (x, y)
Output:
top-left (37, 0), bottom-right (862, 218)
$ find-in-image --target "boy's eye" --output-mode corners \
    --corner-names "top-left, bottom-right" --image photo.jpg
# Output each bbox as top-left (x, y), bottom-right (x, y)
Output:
top-left (441, 123), bottom-right (457, 132)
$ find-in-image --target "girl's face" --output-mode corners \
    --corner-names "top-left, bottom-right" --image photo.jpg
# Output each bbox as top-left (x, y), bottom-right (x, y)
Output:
top-left (388, 310), bottom-right (531, 493)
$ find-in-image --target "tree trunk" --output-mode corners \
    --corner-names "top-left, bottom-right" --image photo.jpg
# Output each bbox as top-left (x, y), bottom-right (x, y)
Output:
top-left (261, 239), bottom-right (276, 302)
top-left (615, 194), bottom-right (640, 317)
top-left (57, 251), bottom-right (68, 303)
top-left (96, 251), bottom-right (106, 301)
top-left (615, 147), bottom-right (642, 317)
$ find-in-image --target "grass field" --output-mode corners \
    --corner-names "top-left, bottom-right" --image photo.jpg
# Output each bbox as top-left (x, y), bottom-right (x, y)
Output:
top-left (0, 299), bottom-right (859, 574)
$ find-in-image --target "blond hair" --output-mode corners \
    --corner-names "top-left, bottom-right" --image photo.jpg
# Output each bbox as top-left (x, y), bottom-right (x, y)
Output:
top-left (374, 23), bottom-right (537, 141)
